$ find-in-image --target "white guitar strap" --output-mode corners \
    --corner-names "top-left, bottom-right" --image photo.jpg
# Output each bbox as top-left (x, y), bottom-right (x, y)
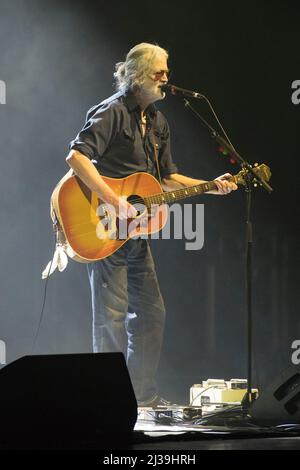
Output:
top-left (42, 169), bottom-right (75, 279)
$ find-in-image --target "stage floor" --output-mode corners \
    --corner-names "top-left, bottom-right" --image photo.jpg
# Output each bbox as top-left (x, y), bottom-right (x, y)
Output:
top-left (131, 404), bottom-right (300, 450)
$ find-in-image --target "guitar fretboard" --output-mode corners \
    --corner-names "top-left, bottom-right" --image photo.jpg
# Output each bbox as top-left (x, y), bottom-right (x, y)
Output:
top-left (144, 180), bottom-right (218, 207)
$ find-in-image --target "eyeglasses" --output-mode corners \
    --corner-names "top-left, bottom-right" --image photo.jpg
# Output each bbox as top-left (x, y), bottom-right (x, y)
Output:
top-left (152, 69), bottom-right (171, 81)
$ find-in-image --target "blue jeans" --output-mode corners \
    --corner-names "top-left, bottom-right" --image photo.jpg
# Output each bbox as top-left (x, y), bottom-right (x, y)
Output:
top-left (87, 239), bottom-right (166, 403)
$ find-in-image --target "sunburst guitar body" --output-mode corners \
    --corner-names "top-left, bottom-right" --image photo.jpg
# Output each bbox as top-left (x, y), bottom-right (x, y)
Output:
top-left (50, 164), bottom-right (271, 262)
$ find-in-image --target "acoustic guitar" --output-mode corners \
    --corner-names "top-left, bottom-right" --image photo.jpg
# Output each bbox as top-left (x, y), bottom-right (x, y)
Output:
top-left (50, 164), bottom-right (271, 262)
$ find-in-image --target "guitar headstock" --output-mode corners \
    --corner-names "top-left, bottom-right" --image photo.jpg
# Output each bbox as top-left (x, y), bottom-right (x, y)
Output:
top-left (233, 164), bottom-right (272, 187)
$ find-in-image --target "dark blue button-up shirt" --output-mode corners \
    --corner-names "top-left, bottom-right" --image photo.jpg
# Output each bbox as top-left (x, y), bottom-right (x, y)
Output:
top-left (69, 91), bottom-right (178, 180)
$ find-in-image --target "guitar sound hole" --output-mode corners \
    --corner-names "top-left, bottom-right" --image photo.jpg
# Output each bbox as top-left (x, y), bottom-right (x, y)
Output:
top-left (127, 194), bottom-right (146, 217)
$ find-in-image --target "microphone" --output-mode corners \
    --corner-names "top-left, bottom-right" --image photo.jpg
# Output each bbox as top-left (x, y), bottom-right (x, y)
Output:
top-left (160, 84), bottom-right (204, 99)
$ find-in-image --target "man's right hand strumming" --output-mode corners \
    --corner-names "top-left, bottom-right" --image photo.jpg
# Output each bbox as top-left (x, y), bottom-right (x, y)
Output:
top-left (114, 197), bottom-right (138, 221)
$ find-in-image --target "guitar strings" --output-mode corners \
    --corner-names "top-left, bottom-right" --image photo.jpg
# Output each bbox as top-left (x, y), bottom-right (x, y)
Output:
top-left (117, 182), bottom-right (213, 207)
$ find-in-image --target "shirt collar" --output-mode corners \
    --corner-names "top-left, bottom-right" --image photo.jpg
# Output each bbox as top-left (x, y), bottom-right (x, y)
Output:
top-left (122, 91), bottom-right (157, 117)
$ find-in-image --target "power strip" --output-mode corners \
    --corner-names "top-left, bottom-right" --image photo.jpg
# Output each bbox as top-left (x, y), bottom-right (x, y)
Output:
top-left (137, 406), bottom-right (202, 422)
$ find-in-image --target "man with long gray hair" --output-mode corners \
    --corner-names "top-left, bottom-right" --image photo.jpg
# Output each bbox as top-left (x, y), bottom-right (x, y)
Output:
top-left (66, 42), bottom-right (237, 407)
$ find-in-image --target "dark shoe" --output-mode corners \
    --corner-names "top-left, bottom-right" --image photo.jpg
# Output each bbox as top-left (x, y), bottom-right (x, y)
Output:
top-left (138, 395), bottom-right (176, 408)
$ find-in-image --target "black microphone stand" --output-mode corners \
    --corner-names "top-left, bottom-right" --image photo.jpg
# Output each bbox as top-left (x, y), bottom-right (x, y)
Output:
top-left (171, 91), bottom-right (272, 406)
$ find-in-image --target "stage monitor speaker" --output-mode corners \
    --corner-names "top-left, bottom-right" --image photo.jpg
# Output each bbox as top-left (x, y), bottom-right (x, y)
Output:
top-left (250, 366), bottom-right (300, 426)
top-left (0, 352), bottom-right (137, 442)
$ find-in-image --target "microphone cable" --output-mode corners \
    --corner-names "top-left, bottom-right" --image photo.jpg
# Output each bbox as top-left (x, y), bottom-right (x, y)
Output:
top-left (31, 233), bottom-right (56, 354)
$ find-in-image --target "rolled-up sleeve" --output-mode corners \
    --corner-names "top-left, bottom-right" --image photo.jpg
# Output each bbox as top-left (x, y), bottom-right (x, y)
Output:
top-left (69, 104), bottom-right (116, 160)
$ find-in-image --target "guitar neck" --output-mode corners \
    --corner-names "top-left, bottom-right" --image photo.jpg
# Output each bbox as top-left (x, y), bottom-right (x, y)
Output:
top-left (145, 177), bottom-right (236, 206)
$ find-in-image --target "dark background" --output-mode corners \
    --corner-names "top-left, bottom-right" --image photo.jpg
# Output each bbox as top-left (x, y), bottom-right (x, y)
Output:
top-left (0, 0), bottom-right (299, 403)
